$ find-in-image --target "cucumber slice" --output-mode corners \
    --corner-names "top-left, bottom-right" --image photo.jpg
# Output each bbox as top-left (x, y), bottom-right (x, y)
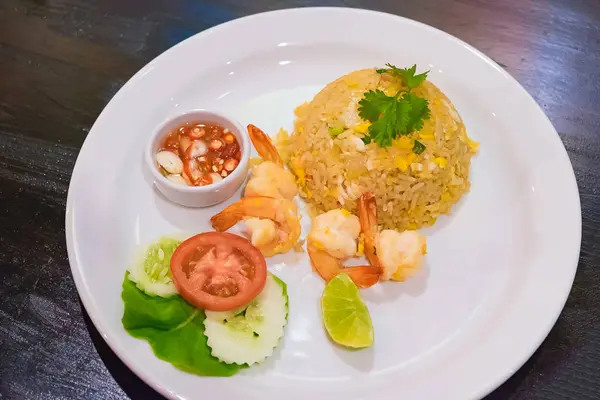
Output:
top-left (128, 237), bottom-right (182, 298)
top-left (204, 274), bottom-right (288, 365)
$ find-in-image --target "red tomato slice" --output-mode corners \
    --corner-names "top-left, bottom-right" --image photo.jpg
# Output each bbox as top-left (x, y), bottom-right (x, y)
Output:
top-left (170, 232), bottom-right (267, 311)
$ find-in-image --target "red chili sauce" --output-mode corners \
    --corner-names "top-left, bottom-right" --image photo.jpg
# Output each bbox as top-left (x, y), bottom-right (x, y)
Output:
top-left (156, 122), bottom-right (241, 186)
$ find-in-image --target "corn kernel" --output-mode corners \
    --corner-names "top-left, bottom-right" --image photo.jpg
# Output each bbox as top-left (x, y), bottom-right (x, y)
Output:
top-left (395, 156), bottom-right (409, 172)
top-left (434, 157), bottom-right (448, 168)
top-left (345, 79), bottom-right (359, 88)
top-left (441, 192), bottom-right (452, 202)
top-left (395, 136), bottom-right (413, 149)
top-left (353, 122), bottom-right (371, 134)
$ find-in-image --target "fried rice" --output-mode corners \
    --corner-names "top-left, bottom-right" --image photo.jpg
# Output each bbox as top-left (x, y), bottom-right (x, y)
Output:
top-left (277, 68), bottom-right (478, 230)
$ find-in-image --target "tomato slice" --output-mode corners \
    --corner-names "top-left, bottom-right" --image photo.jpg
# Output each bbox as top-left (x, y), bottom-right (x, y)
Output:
top-left (170, 232), bottom-right (267, 311)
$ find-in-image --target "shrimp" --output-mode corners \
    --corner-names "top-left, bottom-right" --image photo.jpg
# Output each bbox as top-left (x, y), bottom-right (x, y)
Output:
top-left (307, 209), bottom-right (381, 288)
top-left (376, 230), bottom-right (427, 281)
top-left (244, 217), bottom-right (278, 248)
top-left (210, 197), bottom-right (300, 257)
top-left (245, 161), bottom-right (298, 200)
top-left (308, 209), bottom-right (360, 258)
top-left (242, 125), bottom-right (299, 250)
top-left (358, 192), bottom-right (427, 281)
top-left (248, 124), bottom-right (283, 166)
top-left (245, 124), bottom-right (298, 201)
top-left (357, 192), bottom-right (382, 270)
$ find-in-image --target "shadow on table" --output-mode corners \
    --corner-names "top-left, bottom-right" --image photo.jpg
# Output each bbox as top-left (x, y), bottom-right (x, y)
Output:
top-left (81, 302), bottom-right (165, 400)
top-left (81, 299), bottom-right (570, 400)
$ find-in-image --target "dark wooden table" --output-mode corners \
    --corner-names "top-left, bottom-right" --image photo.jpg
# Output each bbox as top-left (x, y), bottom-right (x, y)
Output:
top-left (1, 0), bottom-right (599, 398)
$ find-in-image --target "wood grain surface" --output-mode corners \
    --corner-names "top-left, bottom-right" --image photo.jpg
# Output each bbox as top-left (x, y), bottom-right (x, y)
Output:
top-left (1, 0), bottom-right (599, 399)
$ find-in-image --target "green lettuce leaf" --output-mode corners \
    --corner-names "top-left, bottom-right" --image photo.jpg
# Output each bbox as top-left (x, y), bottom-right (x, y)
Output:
top-left (121, 274), bottom-right (245, 376)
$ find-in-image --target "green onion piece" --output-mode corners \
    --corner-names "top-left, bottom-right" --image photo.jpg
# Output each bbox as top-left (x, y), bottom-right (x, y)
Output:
top-left (413, 140), bottom-right (426, 154)
top-left (328, 126), bottom-right (345, 137)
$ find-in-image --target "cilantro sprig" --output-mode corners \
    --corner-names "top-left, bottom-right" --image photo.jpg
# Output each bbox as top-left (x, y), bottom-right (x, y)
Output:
top-left (357, 64), bottom-right (431, 149)
top-left (376, 64), bottom-right (429, 89)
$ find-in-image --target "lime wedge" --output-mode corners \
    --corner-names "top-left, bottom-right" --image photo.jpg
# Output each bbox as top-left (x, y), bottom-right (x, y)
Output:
top-left (321, 274), bottom-right (374, 348)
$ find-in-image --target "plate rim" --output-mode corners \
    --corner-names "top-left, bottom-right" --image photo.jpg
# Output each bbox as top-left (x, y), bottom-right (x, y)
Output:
top-left (65, 6), bottom-right (582, 400)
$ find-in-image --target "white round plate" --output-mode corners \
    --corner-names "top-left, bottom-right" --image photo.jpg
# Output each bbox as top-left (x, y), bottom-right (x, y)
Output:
top-left (66, 7), bottom-right (581, 400)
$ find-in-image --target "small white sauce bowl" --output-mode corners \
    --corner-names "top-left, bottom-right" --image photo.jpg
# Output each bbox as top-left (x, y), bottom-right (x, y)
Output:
top-left (145, 109), bottom-right (250, 207)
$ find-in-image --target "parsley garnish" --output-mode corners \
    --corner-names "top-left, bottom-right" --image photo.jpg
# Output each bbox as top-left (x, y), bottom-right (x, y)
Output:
top-left (357, 64), bottom-right (431, 150)
top-left (376, 64), bottom-right (429, 90)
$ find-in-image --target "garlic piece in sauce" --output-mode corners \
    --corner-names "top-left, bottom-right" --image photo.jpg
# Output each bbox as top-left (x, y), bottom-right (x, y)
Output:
top-left (156, 151), bottom-right (183, 174)
top-left (209, 172), bottom-right (223, 183)
top-left (166, 174), bottom-right (187, 185)
top-left (179, 136), bottom-right (192, 153)
top-left (223, 158), bottom-right (239, 172)
top-left (187, 140), bottom-right (208, 158)
top-left (209, 139), bottom-right (224, 151)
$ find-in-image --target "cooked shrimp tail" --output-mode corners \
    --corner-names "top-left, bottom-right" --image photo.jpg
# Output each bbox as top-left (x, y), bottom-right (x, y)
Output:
top-left (307, 242), bottom-right (380, 289)
top-left (247, 124), bottom-right (283, 166)
top-left (307, 242), bottom-right (339, 281)
top-left (210, 202), bottom-right (246, 232)
top-left (358, 192), bottom-right (382, 269)
top-left (344, 266), bottom-right (381, 289)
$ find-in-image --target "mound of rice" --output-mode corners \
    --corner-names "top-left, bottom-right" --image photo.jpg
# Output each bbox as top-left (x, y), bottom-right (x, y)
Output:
top-left (278, 68), bottom-right (478, 231)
